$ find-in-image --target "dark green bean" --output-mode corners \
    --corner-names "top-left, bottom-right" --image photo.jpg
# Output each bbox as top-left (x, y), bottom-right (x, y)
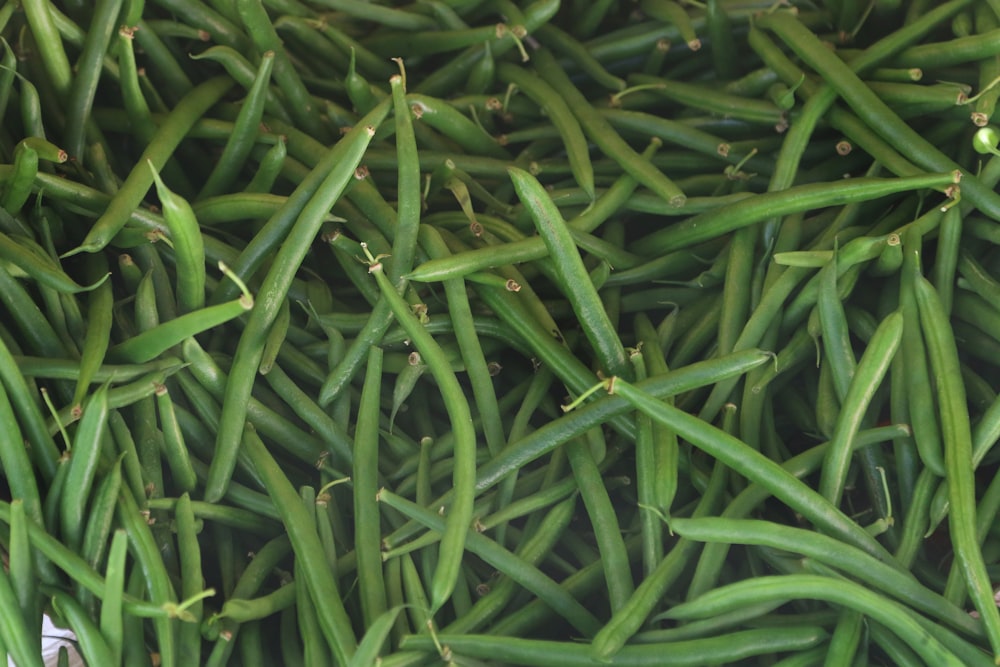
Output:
top-left (67, 77), bottom-right (233, 254)
top-left (206, 101), bottom-right (389, 501)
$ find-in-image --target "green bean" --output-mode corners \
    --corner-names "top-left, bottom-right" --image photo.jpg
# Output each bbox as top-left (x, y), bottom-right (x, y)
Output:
top-left (68, 76), bottom-right (234, 255)
top-left (101, 529), bottom-right (128, 667)
top-left (388, 66), bottom-right (421, 284)
top-left (80, 452), bottom-right (124, 576)
top-left (59, 383), bottom-right (109, 552)
top-left (51, 591), bottom-right (115, 667)
top-left (533, 49), bottom-right (686, 207)
top-left (664, 575), bottom-right (962, 666)
top-left (152, 384), bottom-right (197, 494)
top-left (366, 261), bottom-right (476, 615)
top-left (241, 427), bottom-right (356, 662)
top-left (409, 94), bottom-right (509, 159)
top-left (116, 487), bottom-right (178, 667)
top-left (630, 73), bottom-right (785, 126)
top-left (498, 64), bottom-right (594, 199)
top-left (63, 0), bottom-right (122, 160)
top-left (932, 205), bottom-right (962, 315)
top-left (403, 626), bottom-right (827, 666)
top-left (915, 274), bottom-right (1000, 658)
top-left (206, 101), bottom-right (388, 500)
top-left (817, 250), bottom-right (856, 402)
top-left (509, 167), bottom-right (630, 379)
top-left (350, 607), bottom-right (403, 667)
top-left (121, 568), bottom-right (155, 667)
top-left (637, 171), bottom-right (957, 255)
top-left (218, 581), bottom-right (297, 623)
top-left (236, 621), bottom-right (267, 667)
top-left (188, 46), bottom-right (291, 123)
top-left (258, 297), bottom-right (289, 376)
top-left (2, 141), bottom-right (43, 216)
top-left (818, 310), bottom-right (902, 505)
top-left (758, 11), bottom-right (1000, 221)
top-left (672, 517), bottom-right (980, 636)
top-left (0, 375), bottom-right (47, 542)
top-left (590, 455), bottom-right (728, 658)
top-left (21, 0), bottom-right (73, 99)
top-left (378, 489), bottom-right (602, 637)
top-left (108, 289), bottom-right (252, 364)
top-left (149, 162), bottom-right (206, 314)
top-left (6, 500), bottom-right (39, 656)
top-left (608, 377), bottom-right (899, 565)
top-left (198, 51), bottom-right (275, 200)
top-left (180, 340), bottom-right (332, 471)
top-left (898, 229), bottom-right (948, 477)
top-left (354, 347), bottom-right (388, 627)
top-left (476, 349), bottom-right (769, 490)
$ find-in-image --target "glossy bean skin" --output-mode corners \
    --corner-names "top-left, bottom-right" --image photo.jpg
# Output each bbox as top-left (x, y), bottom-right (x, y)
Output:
top-left (378, 489), bottom-right (603, 637)
top-left (758, 11), bottom-right (1000, 221)
top-left (206, 101), bottom-right (388, 503)
top-left (671, 517), bottom-right (980, 636)
top-left (818, 311), bottom-right (903, 506)
top-left (241, 428), bottom-right (357, 663)
top-left (664, 575), bottom-right (963, 666)
top-left (60, 384), bottom-right (110, 553)
top-left (69, 77), bottom-right (235, 255)
top-left (509, 166), bottom-right (631, 380)
top-left (607, 378), bottom-right (898, 565)
top-left (915, 274), bottom-right (1000, 657)
top-left (476, 349), bottom-right (771, 491)
top-left (367, 259), bottom-right (477, 615)
top-left (401, 626), bottom-right (828, 666)
top-left (533, 48), bottom-right (686, 207)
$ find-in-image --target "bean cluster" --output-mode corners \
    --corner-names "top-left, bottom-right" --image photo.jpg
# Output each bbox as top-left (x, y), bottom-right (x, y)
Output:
top-left (2, 0), bottom-right (1000, 665)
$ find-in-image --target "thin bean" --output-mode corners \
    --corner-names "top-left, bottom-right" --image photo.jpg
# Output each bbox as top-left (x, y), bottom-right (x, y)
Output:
top-left (241, 427), bottom-right (356, 662)
top-left (245, 138), bottom-right (288, 193)
top-left (388, 66), bottom-right (421, 284)
top-left (636, 171), bottom-right (957, 255)
top-left (21, 0), bottom-right (73, 99)
top-left (116, 487), bottom-right (178, 667)
top-left (915, 274), bottom-right (1000, 658)
top-left (101, 530), bottom-right (128, 667)
top-left (671, 517), bottom-right (981, 636)
top-left (51, 591), bottom-right (115, 667)
top-left (608, 377), bottom-right (899, 565)
top-left (402, 626), bottom-right (827, 666)
top-left (476, 349), bottom-right (770, 491)
top-left (108, 291), bottom-right (252, 364)
top-left (62, 0), bottom-right (122, 160)
top-left (68, 76), bottom-right (234, 255)
top-left (498, 64), bottom-right (594, 199)
top-left (354, 347), bottom-right (388, 627)
top-left (378, 489), bottom-right (602, 637)
top-left (583, 459), bottom-right (730, 658)
top-left (60, 383), bottom-right (109, 552)
top-left (509, 167), bottom-right (630, 378)
top-left (206, 102), bottom-right (388, 501)
top-left (664, 575), bottom-right (962, 666)
top-left (533, 48), bottom-right (686, 207)
top-left (198, 51), bottom-right (275, 199)
top-left (7, 500), bottom-right (39, 654)
top-left (153, 384), bottom-right (198, 494)
top-left (366, 259), bottom-right (476, 615)
top-left (149, 162), bottom-right (206, 314)
top-left (818, 310), bottom-right (902, 505)
top-left (758, 10), bottom-right (1000, 221)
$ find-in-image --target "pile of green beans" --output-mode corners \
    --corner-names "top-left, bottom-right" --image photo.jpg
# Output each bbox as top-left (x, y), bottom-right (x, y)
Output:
top-left (4, 0), bottom-right (1000, 665)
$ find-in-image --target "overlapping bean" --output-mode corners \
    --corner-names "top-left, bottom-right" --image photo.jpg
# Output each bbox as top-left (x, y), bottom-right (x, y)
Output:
top-left (3, 1), bottom-right (1000, 666)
